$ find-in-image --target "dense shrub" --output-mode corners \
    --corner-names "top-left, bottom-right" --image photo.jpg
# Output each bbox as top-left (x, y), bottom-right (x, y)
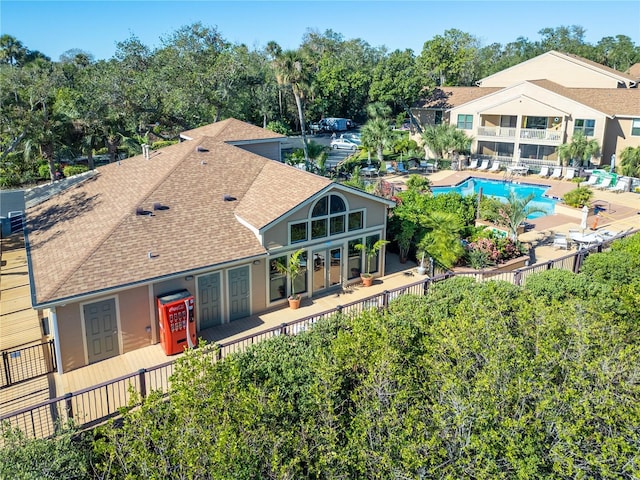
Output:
top-left (265, 120), bottom-right (291, 135)
top-left (63, 165), bottom-right (89, 177)
top-left (151, 140), bottom-right (178, 149)
top-left (562, 186), bottom-right (593, 207)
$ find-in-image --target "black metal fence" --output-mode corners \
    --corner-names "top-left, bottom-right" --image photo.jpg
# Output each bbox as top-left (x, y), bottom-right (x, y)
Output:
top-left (1, 340), bottom-right (56, 389)
top-left (1, 228), bottom-right (636, 443)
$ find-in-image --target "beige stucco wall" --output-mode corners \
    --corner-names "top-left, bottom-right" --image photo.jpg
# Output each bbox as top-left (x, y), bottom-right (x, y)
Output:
top-left (118, 285), bottom-right (152, 353)
top-left (56, 303), bottom-right (84, 373)
top-left (479, 54), bottom-right (623, 89)
top-left (263, 187), bottom-right (388, 249)
top-left (234, 141), bottom-right (281, 162)
top-left (605, 117), bottom-right (640, 162)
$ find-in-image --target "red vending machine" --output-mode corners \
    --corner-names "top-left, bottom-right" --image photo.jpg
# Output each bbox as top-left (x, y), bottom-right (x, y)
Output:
top-left (157, 290), bottom-right (196, 355)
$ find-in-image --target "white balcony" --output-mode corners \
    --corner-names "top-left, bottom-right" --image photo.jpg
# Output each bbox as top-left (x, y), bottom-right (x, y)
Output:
top-left (520, 128), bottom-right (563, 142)
top-left (477, 126), bottom-right (516, 138)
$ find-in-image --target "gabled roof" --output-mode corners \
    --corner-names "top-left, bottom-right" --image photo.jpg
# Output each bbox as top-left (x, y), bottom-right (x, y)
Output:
top-left (179, 119), bottom-right (286, 142)
top-left (477, 50), bottom-right (638, 88)
top-left (529, 80), bottom-right (640, 117)
top-left (414, 80), bottom-right (640, 118)
top-left (413, 86), bottom-right (501, 109)
top-left (25, 119), bottom-right (329, 306)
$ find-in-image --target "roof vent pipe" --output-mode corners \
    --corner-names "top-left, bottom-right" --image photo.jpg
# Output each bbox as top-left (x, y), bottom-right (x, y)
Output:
top-left (142, 144), bottom-right (150, 159)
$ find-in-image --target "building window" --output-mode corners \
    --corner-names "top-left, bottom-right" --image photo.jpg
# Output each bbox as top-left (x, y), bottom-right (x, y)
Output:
top-left (289, 195), bottom-right (363, 246)
top-left (574, 119), bottom-right (595, 136)
top-left (311, 219), bottom-right (327, 239)
top-left (290, 222), bottom-right (307, 243)
top-left (457, 114), bottom-right (473, 130)
top-left (269, 256), bottom-right (287, 302)
top-left (348, 211), bottom-right (363, 231)
top-left (434, 110), bottom-right (443, 125)
top-left (631, 118), bottom-right (640, 136)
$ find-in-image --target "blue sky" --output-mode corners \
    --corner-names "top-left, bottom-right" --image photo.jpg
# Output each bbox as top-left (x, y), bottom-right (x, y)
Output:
top-left (3, 1), bottom-right (639, 61)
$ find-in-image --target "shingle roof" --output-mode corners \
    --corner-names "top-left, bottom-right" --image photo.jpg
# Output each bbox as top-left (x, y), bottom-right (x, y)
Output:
top-left (529, 80), bottom-right (640, 116)
top-left (26, 119), bottom-right (331, 305)
top-left (414, 81), bottom-right (640, 117)
top-left (413, 86), bottom-right (501, 109)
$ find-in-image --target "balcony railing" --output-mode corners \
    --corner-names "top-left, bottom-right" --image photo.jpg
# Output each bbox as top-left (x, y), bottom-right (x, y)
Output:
top-left (477, 126), bottom-right (516, 138)
top-left (477, 126), bottom-right (563, 142)
top-left (520, 128), bottom-right (562, 141)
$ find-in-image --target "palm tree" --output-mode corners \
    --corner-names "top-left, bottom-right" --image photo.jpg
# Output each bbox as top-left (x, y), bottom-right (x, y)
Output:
top-left (273, 50), bottom-right (311, 169)
top-left (421, 124), bottom-right (472, 161)
top-left (618, 146), bottom-right (640, 178)
top-left (557, 131), bottom-right (600, 167)
top-left (497, 192), bottom-right (546, 241)
top-left (417, 210), bottom-right (465, 269)
top-left (360, 118), bottom-right (393, 164)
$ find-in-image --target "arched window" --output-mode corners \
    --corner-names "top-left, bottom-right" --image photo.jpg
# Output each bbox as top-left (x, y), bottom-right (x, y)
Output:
top-left (289, 193), bottom-right (363, 244)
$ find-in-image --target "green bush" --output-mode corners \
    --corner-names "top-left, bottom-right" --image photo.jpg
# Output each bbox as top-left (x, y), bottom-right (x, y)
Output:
top-left (63, 165), bottom-right (89, 177)
top-left (265, 120), bottom-right (291, 136)
top-left (38, 163), bottom-right (54, 179)
top-left (562, 186), bottom-right (594, 207)
top-left (151, 140), bottom-right (178, 150)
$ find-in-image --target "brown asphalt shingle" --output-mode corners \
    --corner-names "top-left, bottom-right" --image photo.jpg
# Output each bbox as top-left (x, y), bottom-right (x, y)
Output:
top-left (26, 119), bottom-right (331, 305)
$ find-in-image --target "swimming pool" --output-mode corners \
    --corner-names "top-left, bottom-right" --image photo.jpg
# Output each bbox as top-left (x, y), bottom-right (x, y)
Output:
top-left (431, 177), bottom-right (556, 219)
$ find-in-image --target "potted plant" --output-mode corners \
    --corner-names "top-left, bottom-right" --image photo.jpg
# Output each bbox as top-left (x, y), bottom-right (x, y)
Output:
top-left (274, 248), bottom-right (306, 309)
top-left (354, 239), bottom-right (390, 287)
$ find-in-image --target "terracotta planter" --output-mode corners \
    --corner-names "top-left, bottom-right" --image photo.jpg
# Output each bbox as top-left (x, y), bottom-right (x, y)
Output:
top-left (360, 274), bottom-right (374, 287)
top-left (288, 296), bottom-right (301, 309)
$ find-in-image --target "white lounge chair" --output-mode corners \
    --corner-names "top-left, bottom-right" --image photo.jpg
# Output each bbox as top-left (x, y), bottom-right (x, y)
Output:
top-left (467, 158), bottom-right (479, 170)
top-left (538, 166), bottom-right (550, 177)
top-left (595, 177), bottom-right (612, 190)
top-left (564, 167), bottom-right (576, 181)
top-left (580, 175), bottom-right (600, 187)
top-left (608, 179), bottom-right (628, 193)
top-left (549, 167), bottom-right (563, 179)
top-left (553, 233), bottom-right (569, 250)
top-left (488, 161), bottom-right (501, 173)
top-left (477, 159), bottom-right (490, 171)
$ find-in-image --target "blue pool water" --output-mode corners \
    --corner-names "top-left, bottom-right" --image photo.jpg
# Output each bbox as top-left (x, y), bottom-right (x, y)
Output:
top-left (431, 177), bottom-right (556, 219)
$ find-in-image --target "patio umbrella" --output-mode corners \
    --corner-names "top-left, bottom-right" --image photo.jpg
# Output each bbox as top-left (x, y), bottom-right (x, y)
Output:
top-left (513, 148), bottom-right (521, 165)
top-left (580, 205), bottom-right (589, 232)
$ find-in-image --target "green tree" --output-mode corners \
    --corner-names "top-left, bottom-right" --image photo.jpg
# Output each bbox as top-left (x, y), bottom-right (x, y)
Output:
top-left (497, 192), bottom-right (546, 241)
top-left (418, 29), bottom-right (481, 86)
top-left (273, 49), bottom-right (311, 168)
top-left (618, 145), bottom-right (640, 177)
top-left (369, 49), bottom-right (424, 131)
top-left (417, 210), bottom-right (465, 268)
top-left (557, 131), bottom-right (600, 167)
top-left (421, 123), bottom-right (472, 160)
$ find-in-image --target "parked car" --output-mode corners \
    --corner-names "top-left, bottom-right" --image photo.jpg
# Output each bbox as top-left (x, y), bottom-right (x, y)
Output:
top-left (340, 133), bottom-right (361, 144)
top-left (330, 138), bottom-right (358, 150)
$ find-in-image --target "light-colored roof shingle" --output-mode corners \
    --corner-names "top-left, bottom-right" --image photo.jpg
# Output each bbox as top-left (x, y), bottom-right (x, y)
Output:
top-left (26, 119), bottom-right (330, 305)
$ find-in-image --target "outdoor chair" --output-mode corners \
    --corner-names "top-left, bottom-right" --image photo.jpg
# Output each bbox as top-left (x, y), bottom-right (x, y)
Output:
top-left (467, 158), bottom-right (479, 170)
top-left (538, 166), bottom-right (550, 177)
top-left (564, 167), bottom-right (576, 181)
top-left (396, 162), bottom-right (408, 174)
top-left (608, 179), bottom-right (628, 193)
top-left (595, 177), bottom-right (612, 190)
top-left (476, 159), bottom-right (490, 171)
top-left (579, 175), bottom-right (600, 187)
top-left (549, 167), bottom-right (563, 179)
top-left (384, 162), bottom-right (396, 175)
top-left (488, 161), bottom-right (501, 173)
top-left (553, 233), bottom-right (569, 250)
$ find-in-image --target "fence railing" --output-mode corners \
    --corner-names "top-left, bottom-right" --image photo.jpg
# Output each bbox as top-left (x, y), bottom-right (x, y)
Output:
top-left (1, 229), bottom-right (636, 443)
top-left (1, 340), bottom-right (56, 388)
